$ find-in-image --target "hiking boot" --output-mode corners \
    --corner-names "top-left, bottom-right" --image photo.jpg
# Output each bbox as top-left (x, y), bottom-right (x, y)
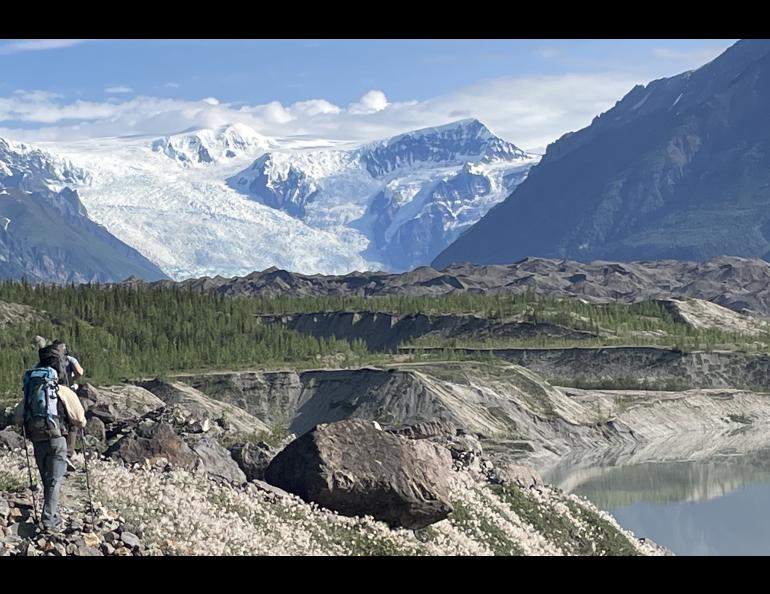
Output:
top-left (43, 524), bottom-right (63, 536)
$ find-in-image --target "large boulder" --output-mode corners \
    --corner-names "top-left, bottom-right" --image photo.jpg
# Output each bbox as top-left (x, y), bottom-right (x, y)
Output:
top-left (84, 417), bottom-right (106, 444)
top-left (0, 428), bottom-right (24, 451)
top-left (106, 422), bottom-right (197, 470)
top-left (389, 420), bottom-right (481, 466)
top-left (229, 442), bottom-right (276, 481)
top-left (78, 384), bottom-right (164, 425)
top-left (189, 437), bottom-right (246, 484)
top-left (264, 419), bottom-right (453, 529)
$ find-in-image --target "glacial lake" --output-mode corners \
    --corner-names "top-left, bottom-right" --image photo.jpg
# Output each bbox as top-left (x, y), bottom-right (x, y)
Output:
top-left (540, 439), bottom-right (770, 555)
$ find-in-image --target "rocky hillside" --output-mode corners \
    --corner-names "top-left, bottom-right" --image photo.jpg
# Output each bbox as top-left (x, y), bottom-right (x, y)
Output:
top-left (3, 353), bottom-right (767, 555)
top-left (0, 378), bottom-right (662, 556)
top-left (0, 186), bottom-right (168, 283)
top-left (433, 39), bottom-right (770, 268)
top-left (138, 256), bottom-right (770, 317)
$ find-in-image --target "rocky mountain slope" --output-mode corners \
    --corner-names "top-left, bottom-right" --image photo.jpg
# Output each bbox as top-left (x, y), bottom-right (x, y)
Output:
top-left (139, 256), bottom-right (770, 317)
top-left (0, 186), bottom-right (168, 282)
top-left (434, 39), bottom-right (770, 269)
top-left (0, 373), bottom-right (664, 556)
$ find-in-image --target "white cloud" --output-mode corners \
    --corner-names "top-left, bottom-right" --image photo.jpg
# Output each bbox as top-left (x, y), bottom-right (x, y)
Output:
top-left (163, 82), bottom-right (180, 89)
top-left (290, 99), bottom-right (341, 117)
top-left (105, 85), bottom-right (133, 94)
top-left (348, 90), bottom-right (389, 114)
top-left (652, 45), bottom-right (727, 68)
top-left (0, 73), bottom-right (645, 149)
top-left (0, 39), bottom-right (88, 55)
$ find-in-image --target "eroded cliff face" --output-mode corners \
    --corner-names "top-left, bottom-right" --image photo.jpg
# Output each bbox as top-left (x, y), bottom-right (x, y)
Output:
top-left (396, 346), bottom-right (770, 391)
top-left (169, 360), bottom-right (770, 467)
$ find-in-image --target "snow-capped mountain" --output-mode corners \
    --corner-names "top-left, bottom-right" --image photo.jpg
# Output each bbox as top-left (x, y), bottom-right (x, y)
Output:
top-left (2, 119), bottom-right (537, 280)
top-left (43, 130), bottom-right (372, 280)
top-left (357, 118), bottom-right (530, 177)
top-left (1, 136), bottom-right (90, 191)
top-left (229, 119), bottom-right (538, 270)
top-left (151, 123), bottom-right (271, 167)
top-left (1, 136), bottom-right (167, 282)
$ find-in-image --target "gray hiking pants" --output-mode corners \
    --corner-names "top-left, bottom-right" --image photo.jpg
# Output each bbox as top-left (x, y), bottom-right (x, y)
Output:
top-left (33, 437), bottom-right (67, 530)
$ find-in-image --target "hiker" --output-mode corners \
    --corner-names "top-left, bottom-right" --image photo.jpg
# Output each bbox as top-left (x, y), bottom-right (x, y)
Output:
top-left (40, 340), bottom-right (84, 388)
top-left (39, 340), bottom-right (86, 466)
top-left (14, 359), bottom-right (86, 533)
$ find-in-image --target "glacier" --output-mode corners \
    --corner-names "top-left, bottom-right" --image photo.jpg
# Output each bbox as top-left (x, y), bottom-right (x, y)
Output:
top-left (2, 119), bottom-right (538, 280)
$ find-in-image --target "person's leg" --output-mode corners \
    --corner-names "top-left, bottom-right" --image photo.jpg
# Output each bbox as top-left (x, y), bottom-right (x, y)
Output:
top-left (45, 437), bottom-right (68, 530)
top-left (33, 440), bottom-right (54, 528)
top-left (34, 437), bottom-right (67, 531)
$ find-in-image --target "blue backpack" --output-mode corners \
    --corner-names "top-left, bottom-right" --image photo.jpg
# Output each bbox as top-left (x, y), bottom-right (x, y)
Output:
top-left (22, 366), bottom-right (62, 441)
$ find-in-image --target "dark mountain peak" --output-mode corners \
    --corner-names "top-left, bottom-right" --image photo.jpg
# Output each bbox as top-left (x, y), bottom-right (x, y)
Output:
top-left (433, 40), bottom-right (770, 270)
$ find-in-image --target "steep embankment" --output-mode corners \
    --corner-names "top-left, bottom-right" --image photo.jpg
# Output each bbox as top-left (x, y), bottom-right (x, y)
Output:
top-left (395, 347), bottom-right (770, 390)
top-left (168, 361), bottom-right (770, 466)
top-left (258, 312), bottom-right (595, 351)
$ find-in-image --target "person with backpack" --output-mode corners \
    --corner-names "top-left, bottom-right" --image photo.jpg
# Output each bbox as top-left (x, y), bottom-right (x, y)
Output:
top-left (38, 340), bottom-right (86, 467)
top-left (14, 346), bottom-right (86, 533)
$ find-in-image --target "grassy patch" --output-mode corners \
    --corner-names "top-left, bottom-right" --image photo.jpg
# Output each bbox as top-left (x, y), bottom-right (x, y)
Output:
top-left (496, 485), bottom-right (639, 556)
top-left (564, 499), bottom-right (640, 556)
top-left (0, 471), bottom-right (25, 492)
top-left (448, 499), bottom-right (524, 555)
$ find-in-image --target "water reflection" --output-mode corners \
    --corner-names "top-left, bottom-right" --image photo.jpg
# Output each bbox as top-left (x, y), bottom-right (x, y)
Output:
top-left (539, 428), bottom-right (770, 555)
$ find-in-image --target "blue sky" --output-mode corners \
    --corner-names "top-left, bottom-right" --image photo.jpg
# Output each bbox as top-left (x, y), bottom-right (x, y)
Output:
top-left (0, 39), bottom-right (737, 148)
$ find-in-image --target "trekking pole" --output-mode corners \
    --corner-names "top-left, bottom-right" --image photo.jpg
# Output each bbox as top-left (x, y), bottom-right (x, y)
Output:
top-left (80, 428), bottom-right (97, 529)
top-left (20, 424), bottom-right (40, 526)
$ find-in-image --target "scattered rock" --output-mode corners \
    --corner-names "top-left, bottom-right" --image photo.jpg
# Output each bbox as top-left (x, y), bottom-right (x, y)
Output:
top-left (265, 419), bottom-right (453, 529)
top-left (84, 417), bottom-right (106, 443)
top-left (136, 379), bottom-right (270, 439)
top-left (190, 437), bottom-right (246, 484)
top-left (230, 442), bottom-right (275, 481)
top-left (491, 462), bottom-right (544, 489)
top-left (75, 544), bottom-right (102, 556)
top-left (249, 479), bottom-right (293, 500)
top-left (82, 532), bottom-right (102, 547)
top-left (78, 384), bottom-right (164, 425)
top-left (390, 419), bottom-right (458, 440)
top-left (100, 542), bottom-right (115, 555)
top-left (106, 421), bottom-right (197, 470)
top-left (6, 521), bottom-right (36, 539)
top-left (0, 428), bottom-right (25, 451)
top-left (120, 531), bottom-right (141, 549)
